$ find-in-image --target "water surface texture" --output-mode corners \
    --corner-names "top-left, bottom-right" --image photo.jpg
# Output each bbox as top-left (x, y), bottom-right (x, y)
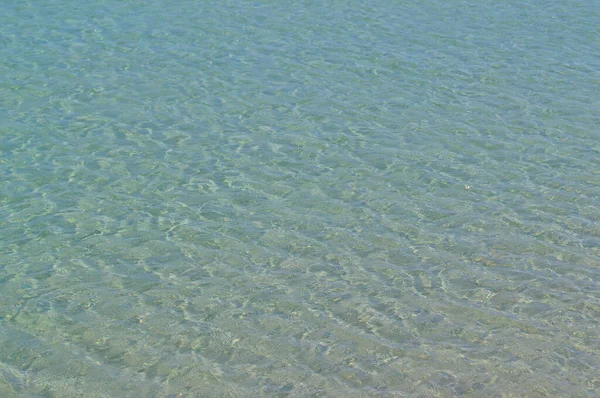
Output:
top-left (1, 0), bottom-right (599, 396)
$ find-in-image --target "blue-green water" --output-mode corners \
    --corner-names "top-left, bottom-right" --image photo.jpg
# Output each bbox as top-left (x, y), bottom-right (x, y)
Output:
top-left (1, 0), bottom-right (599, 396)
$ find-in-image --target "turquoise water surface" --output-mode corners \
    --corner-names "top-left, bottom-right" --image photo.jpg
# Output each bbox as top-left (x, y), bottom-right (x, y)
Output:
top-left (1, 0), bottom-right (599, 396)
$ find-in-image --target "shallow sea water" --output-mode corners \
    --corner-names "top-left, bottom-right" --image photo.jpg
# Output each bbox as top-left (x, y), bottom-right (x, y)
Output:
top-left (1, 0), bottom-right (599, 396)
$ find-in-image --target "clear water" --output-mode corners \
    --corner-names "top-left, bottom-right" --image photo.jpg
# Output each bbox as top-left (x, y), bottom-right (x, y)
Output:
top-left (1, 0), bottom-right (599, 396)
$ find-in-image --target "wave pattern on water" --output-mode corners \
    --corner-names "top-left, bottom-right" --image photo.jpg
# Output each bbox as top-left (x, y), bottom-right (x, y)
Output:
top-left (0, 0), bottom-right (599, 396)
